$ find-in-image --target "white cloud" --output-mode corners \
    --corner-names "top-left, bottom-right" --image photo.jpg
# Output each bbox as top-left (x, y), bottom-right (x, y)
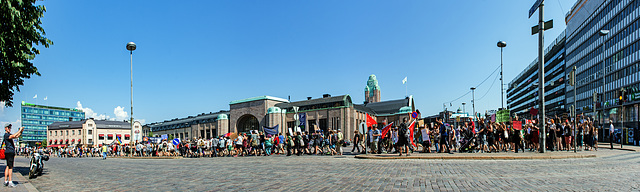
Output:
top-left (0, 101), bottom-right (5, 117)
top-left (76, 101), bottom-right (114, 120)
top-left (137, 119), bottom-right (146, 125)
top-left (114, 106), bottom-right (128, 121)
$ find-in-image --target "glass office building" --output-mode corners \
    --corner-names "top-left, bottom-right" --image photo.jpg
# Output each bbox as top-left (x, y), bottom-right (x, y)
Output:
top-left (507, 32), bottom-right (566, 119)
top-left (566, 0), bottom-right (640, 127)
top-left (20, 101), bottom-right (85, 146)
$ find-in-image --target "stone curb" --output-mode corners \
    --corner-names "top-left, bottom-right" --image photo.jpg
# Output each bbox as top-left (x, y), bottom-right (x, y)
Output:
top-left (354, 154), bottom-right (597, 160)
top-left (596, 144), bottom-right (639, 152)
top-left (14, 172), bottom-right (39, 192)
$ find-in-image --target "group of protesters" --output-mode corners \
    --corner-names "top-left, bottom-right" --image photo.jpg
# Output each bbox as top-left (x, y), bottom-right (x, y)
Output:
top-left (175, 129), bottom-right (348, 157)
top-left (20, 115), bottom-right (605, 160)
top-left (352, 116), bottom-right (603, 155)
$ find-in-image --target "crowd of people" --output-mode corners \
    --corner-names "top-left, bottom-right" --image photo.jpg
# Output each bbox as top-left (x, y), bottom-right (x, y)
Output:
top-left (12, 116), bottom-right (606, 161)
top-left (355, 116), bottom-right (602, 156)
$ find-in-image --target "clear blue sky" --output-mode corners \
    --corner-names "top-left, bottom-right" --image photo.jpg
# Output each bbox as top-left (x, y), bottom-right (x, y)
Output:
top-left (1, 0), bottom-right (577, 127)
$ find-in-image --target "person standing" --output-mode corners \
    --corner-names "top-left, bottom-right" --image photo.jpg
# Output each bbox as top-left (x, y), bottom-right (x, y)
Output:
top-left (101, 144), bottom-right (108, 160)
top-left (336, 129), bottom-right (344, 155)
top-left (371, 126), bottom-right (381, 154)
top-left (610, 121), bottom-right (615, 149)
top-left (351, 130), bottom-right (361, 153)
top-left (3, 124), bottom-right (24, 187)
top-left (397, 118), bottom-right (411, 156)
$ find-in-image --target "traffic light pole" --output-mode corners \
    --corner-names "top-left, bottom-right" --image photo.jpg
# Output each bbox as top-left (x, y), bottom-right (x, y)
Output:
top-left (621, 88), bottom-right (625, 149)
top-left (572, 66), bottom-right (577, 153)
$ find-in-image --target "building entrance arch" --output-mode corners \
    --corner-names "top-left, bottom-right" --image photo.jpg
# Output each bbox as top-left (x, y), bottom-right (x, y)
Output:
top-left (236, 114), bottom-right (259, 133)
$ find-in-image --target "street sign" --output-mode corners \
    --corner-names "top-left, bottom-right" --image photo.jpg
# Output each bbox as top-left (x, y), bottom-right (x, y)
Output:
top-left (411, 111), bottom-right (418, 118)
top-left (529, 0), bottom-right (544, 18)
top-left (532, 20), bottom-right (553, 35)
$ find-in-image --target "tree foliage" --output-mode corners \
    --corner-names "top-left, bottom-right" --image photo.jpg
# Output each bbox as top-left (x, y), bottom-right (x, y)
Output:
top-left (0, 0), bottom-right (52, 107)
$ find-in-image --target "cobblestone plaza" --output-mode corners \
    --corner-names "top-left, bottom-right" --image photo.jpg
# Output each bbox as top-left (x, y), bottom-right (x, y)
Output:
top-left (3, 149), bottom-right (639, 191)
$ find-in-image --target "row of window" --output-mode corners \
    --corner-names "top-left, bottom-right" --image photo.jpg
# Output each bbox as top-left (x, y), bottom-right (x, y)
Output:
top-left (49, 129), bottom-right (92, 136)
top-left (605, 2), bottom-right (640, 49)
top-left (22, 108), bottom-right (84, 118)
top-left (22, 114), bottom-right (81, 122)
top-left (567, 0), bottom-right (624, 57)
top-left (568, 0), bottom-right (635, 69)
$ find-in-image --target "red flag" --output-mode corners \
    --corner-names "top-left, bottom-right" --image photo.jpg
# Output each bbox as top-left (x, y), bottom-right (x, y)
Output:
top-left (409, 120), bottom-right (416, 147)
top-left (380, 122), bottom-right (394, 139)
top-left (366, 114), bottom-right (377, 128)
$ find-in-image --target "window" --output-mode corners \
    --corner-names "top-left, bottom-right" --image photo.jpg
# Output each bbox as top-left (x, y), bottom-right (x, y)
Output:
top-left (55, 131), bottom-right (57, 136)
top-left (107, 134), bottom-right (113, 140)
top-left (66, 130), bottom-right (69, 136)
top-left (99, 134), bottom-right (105, 140)
top-left (88, 124), bottom-right (93, 127)
top-left (88, 139), bottom-right (93, 144)
top-left (72, 130), bottom-right (75, 135)
top-left (88, 130), bottom-right (92, 135)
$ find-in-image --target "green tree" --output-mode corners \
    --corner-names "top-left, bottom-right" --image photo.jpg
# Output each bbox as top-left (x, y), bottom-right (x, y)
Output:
top-left (1, 0), bottom-right (52, 107)
top-left (168, 134), bottom-right (174, 141)
top-left (148, 132), bottom-right (153, 137)
top-left (41, 138), bottom-right (47, 147)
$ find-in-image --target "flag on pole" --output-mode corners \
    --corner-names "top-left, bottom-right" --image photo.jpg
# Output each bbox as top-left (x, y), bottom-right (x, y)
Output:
top-left (380, 122), bottom-right (394, 139)
top-left (366, 114), bottom-right (377, 128)
top-left (116, 136), bottom-right (122, 145)
top-left (402, 77), bottom-right (407, 84)
top-left (33, 94), bottom-right (37, 99)
top-left (408, 120), bottom-right (416, 147)
top-left (44, 96), bottom-right (47, 101)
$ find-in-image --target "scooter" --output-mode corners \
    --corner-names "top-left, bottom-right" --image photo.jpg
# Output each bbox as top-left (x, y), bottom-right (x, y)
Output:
top-left (28, 152), bottom-right (49, 179)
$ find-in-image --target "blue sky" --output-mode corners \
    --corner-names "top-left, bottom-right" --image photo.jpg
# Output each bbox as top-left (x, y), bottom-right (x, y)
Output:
top-left (0, 0), bottom-right (576, 127)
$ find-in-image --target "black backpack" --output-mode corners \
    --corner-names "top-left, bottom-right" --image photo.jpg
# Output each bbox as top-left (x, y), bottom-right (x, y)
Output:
top-left (399, 123), bottom-right (409, 137)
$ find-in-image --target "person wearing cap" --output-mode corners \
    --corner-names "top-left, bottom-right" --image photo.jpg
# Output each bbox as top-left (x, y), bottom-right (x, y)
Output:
top-left (3, 123), bottom-right (23, 187)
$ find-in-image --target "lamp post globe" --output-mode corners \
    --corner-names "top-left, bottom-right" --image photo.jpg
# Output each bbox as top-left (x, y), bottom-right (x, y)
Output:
top-left (497, 41), bottom-right (507, 48)
top-left (126, 42), bottom-right (137, 51)
top-left (599, 30), bottom-right (610, 36)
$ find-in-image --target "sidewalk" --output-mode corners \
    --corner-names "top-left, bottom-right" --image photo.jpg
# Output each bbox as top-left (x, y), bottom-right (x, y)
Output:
top-left (355, 150), bottom-right (597, 160)
top-left (0, 160), bottom-right (39, 192)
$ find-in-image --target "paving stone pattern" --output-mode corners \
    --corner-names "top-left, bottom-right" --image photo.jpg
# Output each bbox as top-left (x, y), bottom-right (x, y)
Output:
top-left (10, 149), bottom-right (640, 191)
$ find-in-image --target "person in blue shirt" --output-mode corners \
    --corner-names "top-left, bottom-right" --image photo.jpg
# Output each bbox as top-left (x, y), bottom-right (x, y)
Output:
top-left (4, 123), bottom-right (24, 187)
top-left (371, 126), bottom-right (381, 154)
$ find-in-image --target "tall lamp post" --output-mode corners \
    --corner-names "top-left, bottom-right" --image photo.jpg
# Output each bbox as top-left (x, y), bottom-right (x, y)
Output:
top-left (598, 29), bottom-right (609, 148)
top-left (126, 42), bottom-right (136, 143)
top-left (497, 41), bottom-right (507, 110)
top-left (471, 87), bottom-right (476, 126)
top-left (462, 102), bottom-right (466, 114)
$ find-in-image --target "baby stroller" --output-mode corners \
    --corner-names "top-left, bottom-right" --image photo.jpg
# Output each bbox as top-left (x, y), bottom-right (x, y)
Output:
top-left (459, 134), bottom-right (478, 153)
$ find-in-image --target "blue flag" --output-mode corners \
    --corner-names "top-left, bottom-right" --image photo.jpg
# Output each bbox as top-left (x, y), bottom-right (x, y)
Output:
top-left (263, 125), bottom-right (279, 136)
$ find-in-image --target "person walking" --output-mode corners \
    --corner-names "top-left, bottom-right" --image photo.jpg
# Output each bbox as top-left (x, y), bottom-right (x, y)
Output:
top-left (397, 118), bottom-right (411, 156)
top-left (3, 124), bottom-right (24, 187)
top-left (101, 144), bottom-right (108, 160)
top-left (336, 129), bottom-right (344, 155)
top-left (351, 130), bottom-right (361, 153)
top-left (610, 121), bottom-right (615, 149)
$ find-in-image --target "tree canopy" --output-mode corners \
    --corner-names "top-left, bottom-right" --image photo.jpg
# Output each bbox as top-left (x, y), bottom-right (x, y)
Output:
top-left (1, 0), bottom-right (52, 107)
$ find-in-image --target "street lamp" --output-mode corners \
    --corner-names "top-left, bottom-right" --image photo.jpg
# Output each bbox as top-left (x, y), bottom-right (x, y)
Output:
top-left (497, 41), bottom-right (507, 110)
top-left (126, 42), bottom-right (136, 143)
top-left (598, 29), bottom-right (609, 149)
top-left (471, 87), bottom-right (476, 126)
top-left (462, 102), bottom-right (466, 114)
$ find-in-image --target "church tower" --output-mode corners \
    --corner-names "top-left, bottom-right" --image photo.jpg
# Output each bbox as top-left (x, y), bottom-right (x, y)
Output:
top-left (365, 74), bottom-right (381, 103)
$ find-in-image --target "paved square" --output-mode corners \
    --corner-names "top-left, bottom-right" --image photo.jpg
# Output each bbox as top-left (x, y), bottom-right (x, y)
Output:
top-left (3, 149), bottom-right (640, 191)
